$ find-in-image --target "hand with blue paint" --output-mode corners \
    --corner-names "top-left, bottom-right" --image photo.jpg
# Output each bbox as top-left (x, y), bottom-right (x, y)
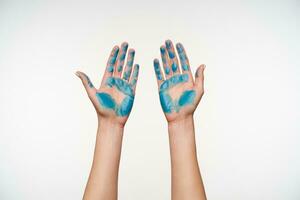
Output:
top-left (154, 40), bottom-right (205, 122)
top-left (154, 40), bottom-right (207, 200)
top-left (76, 42), bottom-right (139, 126)
top-left (76, 42), bottom-right (139, 199)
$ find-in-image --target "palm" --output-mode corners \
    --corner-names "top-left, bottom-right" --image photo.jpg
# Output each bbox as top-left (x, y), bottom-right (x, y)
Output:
top-left (77, 42), bottom-right (139, 125)
top-left (154, 40), bottom-right (205, 123)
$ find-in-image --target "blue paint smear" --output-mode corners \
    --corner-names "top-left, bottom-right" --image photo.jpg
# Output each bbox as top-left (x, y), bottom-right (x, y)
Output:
top-left (133, 64), bottom-right (139, 77)
top-left (117, 96), bottom-right (134, 116)
top-left (96, 77), bottom-right (135, 116)
top-left (171, 62), bottom-right (178, 72)
top-left (120, 53), bottom-right (126, 61)
top-left (107, 66), bottom-right (114, 72)
top-left (84, 74), bottom-right (94, 88)
top-left (159, 92), bottom-right (173, 113)
top-left (160, 47), bottom-right (166, 54)
top-left (96, 92), bottom-right (134, 117)
top-left (106, 77), bottom-right (133, 96)
top-left (96, 93), bottom-right (116, 110)
top-left (165, 67), bottom-right (170, 75)
top-left (178, 90), bottom-right (195, 107)
top-left (123, 70), bottom-right (131, 80)
top-left (127, 60), bottom-right (134, 67)
top-left (168, 50), bottom-right (175, 59)
top-left (160, 74), bottom-right (188, 91)
top-left (110, 49), bottom-right (119, 64)
top-left (176, 43), bottom-right (184, 53)
top-left (166, 40), bottom-right (172, 49)
top-left (182, 64), bottom-right (189, 71)
top-left (154, 60), bottom-right (162, 80)
top-left (122, 43), bottom-right (128, 51)
top-left (158, 74), bottom-right (195, 114)
top-left (126, 51), bottom-right (135, 67)
top-left (118, 65), bottom-right (123, 72)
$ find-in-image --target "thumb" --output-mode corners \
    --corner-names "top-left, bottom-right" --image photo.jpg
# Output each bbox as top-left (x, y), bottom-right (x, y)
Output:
top-left (194, 64), bottom-right (205, 94)
top-left (75, 71), bottom-right (96, 96)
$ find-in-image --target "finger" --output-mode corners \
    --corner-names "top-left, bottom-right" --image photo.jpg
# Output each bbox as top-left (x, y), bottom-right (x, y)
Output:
top-left (165, 40), bottom-right (180, 75)
top-left (194, 64), bottom-right (205, 94)
top-left (114, 42), bottom-right (128, 77)
top-left (75, 71), bottom-right (97, 96)
top-left (123, 49), bottom-right (135, 81)
top-left (160, 45), bottom-right (172, 79)
top-left (153, 59), bottom-right (164, 88)
top-left (101, 46), bottom-right (119, 86)
top-left (176, 43), bottom-right (193, 81)
top-left (129, 64), bottom-right (140, 92)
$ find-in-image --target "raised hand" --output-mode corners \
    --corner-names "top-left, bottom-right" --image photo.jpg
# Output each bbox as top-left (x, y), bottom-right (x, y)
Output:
top-left (153, 40), bottom-right (205, 123)
top-left (76, 42), bottom-right (139, 126)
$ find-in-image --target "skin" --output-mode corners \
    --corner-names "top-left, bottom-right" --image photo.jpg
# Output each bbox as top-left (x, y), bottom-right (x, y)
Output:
top-left (154, 40), bottom-right (206, 200)
top-left (76, 42), bottom-right (139, 200)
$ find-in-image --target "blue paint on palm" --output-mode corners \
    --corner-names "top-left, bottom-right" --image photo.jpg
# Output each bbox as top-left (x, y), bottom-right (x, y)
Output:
top-left (159, 92), bottom-right (173, 113)
top-left (159, 74), bottom-right (195, 113)
top-left (96, 93), bottom-right (116, 109)
top-left (96, 77), bottom-right (134, 116)
top-left (117, 96), bottom-right (134, 116)
top-left (178, 90), bottom-right (196, 106)
top-left (160, 74), bottom-right (188, 91)
top-left (106, 77), bottom-right (133, 96)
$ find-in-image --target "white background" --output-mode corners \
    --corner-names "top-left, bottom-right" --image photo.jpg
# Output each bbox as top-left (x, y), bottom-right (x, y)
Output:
top-left (0, 0), bottom-right (299, 199)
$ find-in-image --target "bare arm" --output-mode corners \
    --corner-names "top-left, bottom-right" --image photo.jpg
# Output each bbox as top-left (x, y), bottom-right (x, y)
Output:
top-left (154, 40), bottom-right (206, 200)
top-left (76, 42), bottom-right (139, 200)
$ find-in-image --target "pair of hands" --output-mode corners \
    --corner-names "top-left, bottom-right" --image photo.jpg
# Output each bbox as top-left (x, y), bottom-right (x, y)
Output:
top-left (76, 40), bottom-right (205, 127)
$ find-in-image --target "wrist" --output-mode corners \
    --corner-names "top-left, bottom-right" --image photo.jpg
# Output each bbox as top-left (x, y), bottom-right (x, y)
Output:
top-left (168, 115), bottom-right (195, 139)
top-left (97, 117), bottom-right (125, 134)
top-left (168, 115), bottom-right (194, 129)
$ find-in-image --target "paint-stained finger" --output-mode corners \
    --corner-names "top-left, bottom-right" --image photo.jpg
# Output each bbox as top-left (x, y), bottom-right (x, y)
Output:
top-left (130, 64), bottom-right (140, 92)
top-left (101, 46), bottom-right (119, 86)
top-left (176, 43), bottom-right (193, 82)
top-left (160, 45), bottom-right (172, 79)
top-left (153, 59), bottom-right (164, 88)
top-left (75, 71), bottom-right (97, 97)
top-left (165, 40), bottom-right (180, 75)
top-left (115, 42), bottom-right (128, 77)
top-left (123, 49), bottom-right (135, 81)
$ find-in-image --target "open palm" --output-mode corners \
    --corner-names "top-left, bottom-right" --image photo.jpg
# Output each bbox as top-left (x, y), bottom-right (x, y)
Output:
top-left (76, 42), bottom-right (139, 125)
top-left (154, 40), bottom-right (205, 122)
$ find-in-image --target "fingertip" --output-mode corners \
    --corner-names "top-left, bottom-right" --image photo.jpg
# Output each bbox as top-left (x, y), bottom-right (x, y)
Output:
top-left (195, 64), bottom-right (206, 79)
top-left (75, 71), bottom-right (81, 77)
top-left (160, 45), bottom-right (166, 54)
top-left (121, 41), bottom-right (129, 47)
top-left (128, 48), bottom-right (135, 55)
top-left (165, 39), bottom-right (172, 47)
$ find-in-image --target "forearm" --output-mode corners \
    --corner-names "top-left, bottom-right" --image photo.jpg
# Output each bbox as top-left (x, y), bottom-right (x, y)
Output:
top-left (168, 115), bottom-right (206, 200)
top-left (83, 117), bottom-right (124, 200)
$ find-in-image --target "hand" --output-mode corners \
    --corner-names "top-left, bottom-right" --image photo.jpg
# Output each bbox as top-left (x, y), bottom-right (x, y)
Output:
top-left (153, 40), bottom-right (205, 123)
top-left (76, 42), bottom-right (139, 126)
